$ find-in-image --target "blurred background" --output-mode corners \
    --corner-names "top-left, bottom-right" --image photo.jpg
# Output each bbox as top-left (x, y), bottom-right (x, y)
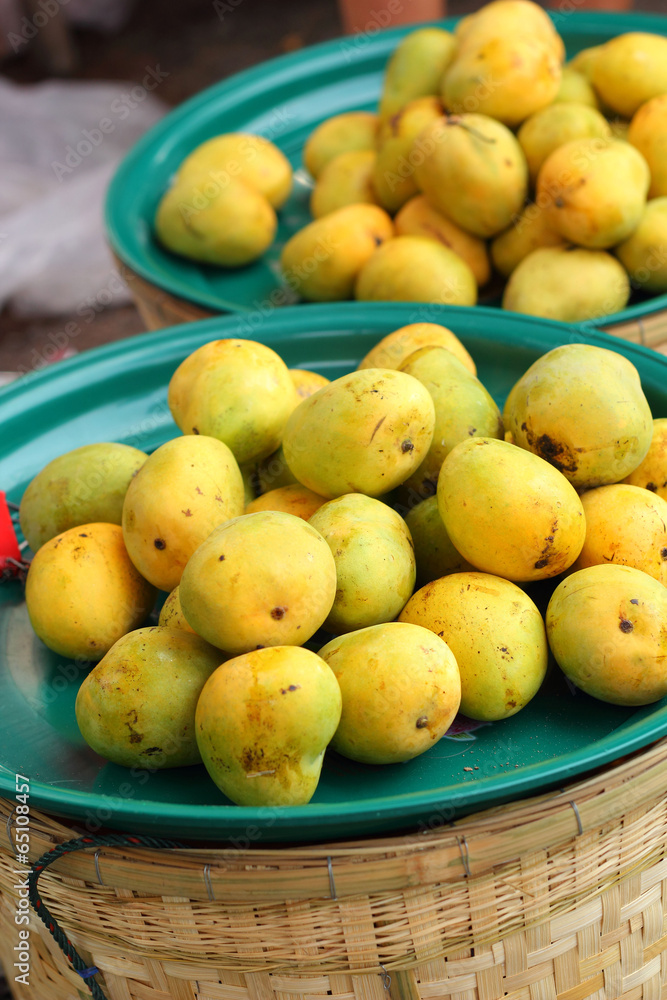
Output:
top-left (0, 0), bottom-right (662, 379)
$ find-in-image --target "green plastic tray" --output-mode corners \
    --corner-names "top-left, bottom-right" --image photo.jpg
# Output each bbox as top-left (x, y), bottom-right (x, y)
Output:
top-left (2, 303), bottom-right (667, 842)
top-left (106, 12), bottom-right (667, 328)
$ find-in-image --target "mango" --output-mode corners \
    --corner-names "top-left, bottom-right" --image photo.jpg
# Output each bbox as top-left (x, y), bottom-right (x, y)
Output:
top-left (319, 623), bottom-right (460, 764)
top-left (168, 338), bottom-right (299, 464)
top-left (310, 150), bottom-right (379, 218)
top-left (379, 28), bottom-right (458, 120)
top-left (398, 346), bottom-right (503, 499)
top-left (280, 204), bottom-right (393, 301)
top-left (75, 626), bottom-right (222, 768)
top-left (538, 138), bottom-right (650, 249)
top-left (309, 494), bottom-right (415, 633)
top-left (179, 511), bottom-right (336, 654)
top-left (282, 368), bottom-right (435, 499)
top-left (491, 207), bottom-right (565, 278)
top-left (592, 33), bottom-right (667, 120)
top-left (256, 444), bottom-right (298, 494)
top-left (615, 198), bottom-right (667, 294)
top-left (373, 97), bottom-right (444, 213)
top-left (246, 484), bottom-right (327, 520)
top-left (455, 1), bottom-right (564, 63)
top-left (414, 114), bottom-right (528, 238)
top-left (355, 236), bottom-right (477, 306)
top-left (437, 438), bottom-right (585, 582)
top-left (568, 46), bottom-right (602, 82)
top-left (554, 67), bottom-right (601, 109)
top-left (399, 572), bottom-right (548, 720)
top-left (518, 103), bottom-right (611, 185)
top-left (443, 36), bottom-right (561, 128)
top-left (395, 195), bottom-right (491, 286)
top-left (502, 246), bottom-right (630, 322)
top-left (195, 646), bottom-right (341, 806)
top-left (290, 368), bottom-right (330, 399)
top-left (404, 495), bottom-right (474, 587)
top-left (122, 435), bottom-right (244, 592)
top-left (571, 484), bottom-right (667, 585)
top-left (304, 112), bottom-right (378, 179)
top-left (546, 564), bottom-right (667, 706)
top-left (25, 523), bottom-right (155, 661)
top-left (177, 133), bottom-right (292, 209)
top-left (19, 442), bottom-right (146, 554)
top-left (622, 418), bottom-right (667, 501)
top-left (628, 96), bottom-right (667, 198)
top-left (358, 321), bottom-right (475, 375)
top-left (158, 586), bottom-right (197, 635)
top-left (504, 343), bottom-right (654, 489)
top-left (155, 174), bottom-right (276, 267)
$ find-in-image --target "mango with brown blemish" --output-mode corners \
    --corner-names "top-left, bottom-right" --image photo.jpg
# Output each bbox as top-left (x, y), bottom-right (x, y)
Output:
top-left (196, 645), bottom-right (342, 806)
top-left (75, 626), bottom-right (222, 768)
top-left (25, 523), bottom-right (155, 661)
top-left (399, 571), bottom-right (548, 721)
top-left (122, 435), bottom-right (244, 592)
top-left (358, 322), bottom-right (476, 376)
top-left (282, 368), bottom-right (435, 499)
top-left (379, 27), bottom-right (458, 120)
top-left (437, 438), bottom-right (586, 582)
top-left (622, 418), bottom-right (667, 501)
top-left (179, 510), bottom-right (336, 655)
top-left (318, 622), bottom-right (460, 764)
top-left (158, 586), bottom-right (197, 635)
top-left (404, 495), bottom-right (474, 587)
top-left (546, 564), bottom-right (667, 706)
top-left (246, 484), bottom-right (327, 521)
top-left (394, 196), bottom-right (491, 287)
top-left (303, 112), bottom-right (378, 179)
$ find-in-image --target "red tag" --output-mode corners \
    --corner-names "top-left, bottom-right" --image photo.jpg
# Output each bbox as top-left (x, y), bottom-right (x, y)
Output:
top-left (0, 492), bottom-right (21, 572)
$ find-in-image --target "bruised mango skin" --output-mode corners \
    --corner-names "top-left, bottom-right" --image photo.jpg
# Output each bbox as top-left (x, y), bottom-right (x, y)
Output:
top-left (358, 322), bottom-right (475, 376)
top-left (355, 236), bottom-right (477, 307)
top-left (75, 626), bottom-right (222, 769)
top-left (404, 496), bottom-right (474, 587)
top-left (395, 196), bottom-right (491, 287)
top-left (177, 133), bottom-right (292, 209)
top-left (304, 112), bottom-right (378, 179)
top-left (122, 435), bottom-right (244, 593)
top-left (25, 523), bottom-right (155, 661)
top-left (19, 442), bottom-right (146, 554)
top-left (310, 150), bottom-right (379, 218)
top-left (158, 586), bottom-right (197, 635)
top-left (168, 339), bottom-right (299, 465)
top-left (246, 484), bottom-right (327, 521)
top-left (572, 484), bottom-right (667, 586)
top-left (437, 438), bottom-right (585, 583)
top-left (319, 623), bottom-right (460, 765)
top-left (622, 418), bottom-right (667, 502)
top-left (179, 511), bottom-right (336, 655)
top-left (196, 646), bottom-right (342, 806)
top-left (546, 564), bottom-right (667, 706)
top-left (379, 28), bottom-right (458, 120)
top-left (373, 97), bottom-right (444, 213)
top-left (283, 368), bottom-right (435, 499)
top-left (399, 572), bottom-right (548, 721)
top-left (309, 494), bottom-right (416, 634)
top-left (504, 344), bottom-right (653, 489)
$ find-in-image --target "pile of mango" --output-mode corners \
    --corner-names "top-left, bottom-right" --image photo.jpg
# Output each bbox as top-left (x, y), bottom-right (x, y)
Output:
top-left (19, 323), bottom-right (667, 806)
top-left (155, 0), bottom-right (667, 323)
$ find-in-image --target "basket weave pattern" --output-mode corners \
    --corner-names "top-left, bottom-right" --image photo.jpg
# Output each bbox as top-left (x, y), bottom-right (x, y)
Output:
top-left (1, 741), bottom-right (667, 1000)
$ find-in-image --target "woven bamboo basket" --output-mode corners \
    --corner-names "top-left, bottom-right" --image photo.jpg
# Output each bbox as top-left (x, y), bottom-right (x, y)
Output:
top-left (115, 258), bottom-right (667, 355)
top-left (1, 736), bottom-right (667, 1000)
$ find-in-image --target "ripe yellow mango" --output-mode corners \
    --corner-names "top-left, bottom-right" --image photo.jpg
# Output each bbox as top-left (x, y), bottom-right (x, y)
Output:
top-left (282, 368), bottom-right (435, 499)
top-left (504, 343), bottom-right (654, 489)
top-left (399, 572), bottom-right (548, 720)
top-left (379, 28), bottom-right (458, 120)
top-left (358, 322), bottom-right (476, 375)
top-left (491, 207), bottom-right (565, 278)
top-left (155, 175), bottom-right (276, 267)
top-left (122, 435), bottom-right (244, 592)
top-left (373, 97), bottom-right (444, 213)
top-left (414, 114), bottom-right (528, 238)
top-left (75, 626), bottom-right (222, 768)
top-left (592, 33), bottom-right (667, 119)
top-left (290, 368), bottom-right (330, 399)
top-left (309, 494), bottom-right (415, 633)
top-left (25, 523), bottom-right (155, 661)
top-left (568, 46), bottom-right (602, 82)
top-left (554, 67), bottom-right (601, 109)
top-left (246, 484), bottom-right (327, 520)
top-left (518, 103), bottom-right (611, 184)
top-left (546, 565), bottom-right (667, 706)
top-left (177, 133), bottom-right (292, 209)
top-left (303, 112), bottom-right (378, 179)
top-left (310, 150), bottom-right (379, 218)
top-left (355, 236), bottom-right (477, 306)
top-left (168, 339), bottom-right (299, 464)
top-left (538, 137), bottom-right (650, 249)
top-left (196, 646), bottom-right (341, 806)
top-left (179, 511), bottom-right (336, 654)
top-left (622, 418), bottom-right (667, 501)
top-left (19, 442), bottom-right (146, 554)
top-left (319, 623), bottom-right (460, 764)
top-left (572, 484), bottom-right (667, 585)
top-left (158, 586), bottom-right (197, 635)
top-left (395, 195), bottom-right (491, 287)
top-left (280, 203), bottom-right (394, 301)
top-left (404, 496), bottom-right (474, 587)
top-left (437, 438), bottom-right (585, 582)
top-left (615, 198), bottom-right (667, 294)
top-left (628, 95), bottom-right (667, 198)
top-left (455, 1), bottom-right (564, 63)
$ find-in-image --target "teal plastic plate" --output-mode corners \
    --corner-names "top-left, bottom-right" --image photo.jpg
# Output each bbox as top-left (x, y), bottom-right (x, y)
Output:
top-left (106, 12), bottom-right (667, 329)
top-left (2, 303), bottom-right (667, 842)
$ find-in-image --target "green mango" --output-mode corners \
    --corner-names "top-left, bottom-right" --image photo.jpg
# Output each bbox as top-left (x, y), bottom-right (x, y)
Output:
top-left (379, 28), bottom-right (458, 121)
top-left (554, 67), bottom-right (601, 109)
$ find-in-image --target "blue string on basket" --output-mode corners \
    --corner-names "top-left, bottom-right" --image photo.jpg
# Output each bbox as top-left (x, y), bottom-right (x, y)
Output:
top-left (27, 833), bottom-right (184, 1000)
